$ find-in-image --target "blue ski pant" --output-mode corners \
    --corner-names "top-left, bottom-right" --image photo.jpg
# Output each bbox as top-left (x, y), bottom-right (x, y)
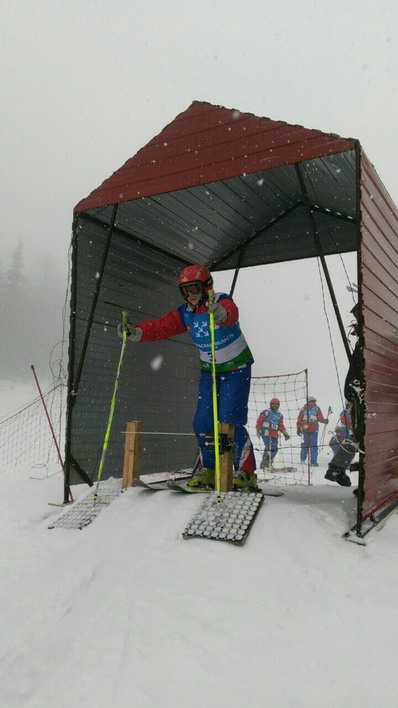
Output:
top-left (301, 431), bottom-right (319, 464)
top-left (193, 366), bottom-right (255, 473)
top-left (260, 434), bottom-right (279, 462)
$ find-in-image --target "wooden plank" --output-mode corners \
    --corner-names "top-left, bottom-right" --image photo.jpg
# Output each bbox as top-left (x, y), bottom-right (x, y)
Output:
top-left (122, 421), bottom-right (143, 489)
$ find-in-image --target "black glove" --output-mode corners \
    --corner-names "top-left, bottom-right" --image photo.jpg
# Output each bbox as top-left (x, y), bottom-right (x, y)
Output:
top-left (296, 428), bottom-right (302, 436)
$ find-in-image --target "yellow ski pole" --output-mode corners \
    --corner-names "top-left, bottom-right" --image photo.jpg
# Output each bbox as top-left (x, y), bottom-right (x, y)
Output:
top-left (208, 289), bottom-right (221, 493)
top-left (94, 310), bottom-right (129, 499)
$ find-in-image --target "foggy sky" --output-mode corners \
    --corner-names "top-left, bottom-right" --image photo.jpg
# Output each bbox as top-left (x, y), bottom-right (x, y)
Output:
top-left (1, 0), bottom-right (397, 416)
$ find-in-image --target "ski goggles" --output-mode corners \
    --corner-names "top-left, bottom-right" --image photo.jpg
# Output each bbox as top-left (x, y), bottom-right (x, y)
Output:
top-left (180, 281), bottom-right (204, 296)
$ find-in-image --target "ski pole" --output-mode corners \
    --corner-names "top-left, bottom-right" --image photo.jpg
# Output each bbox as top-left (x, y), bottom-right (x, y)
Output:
top-left (208, 289), bottom-right (221, 493)
top-left (95, 311), bottom-right (129, 498)
top-left (320, 405), bottom-right (332, 447)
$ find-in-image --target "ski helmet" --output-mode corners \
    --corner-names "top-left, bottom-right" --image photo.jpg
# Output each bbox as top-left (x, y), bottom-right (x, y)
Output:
top-left (270, 398), bottom-right (280, 408)
top-left (178, 264), bottom-right (213, 300)
top-left (308, 395), bottom-right (316, 402)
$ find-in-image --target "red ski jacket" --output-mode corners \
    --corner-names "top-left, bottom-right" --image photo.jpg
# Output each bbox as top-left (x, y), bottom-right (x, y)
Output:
top-left (296, 404), bottom-right (327, 433)
top-left (256, 409), bottom-right (287, 438)
top-left (135, 296), bottom-right (238, 341)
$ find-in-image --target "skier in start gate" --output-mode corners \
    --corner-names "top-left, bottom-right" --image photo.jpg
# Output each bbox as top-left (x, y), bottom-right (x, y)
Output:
top-left (119, 264), bottom-right (257, 491)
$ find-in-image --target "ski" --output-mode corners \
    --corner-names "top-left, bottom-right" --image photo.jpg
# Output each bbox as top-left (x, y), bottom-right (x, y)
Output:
top-left (48, 501), bottom-right (73, 507)
top-left (137, 479), bottom-right (170, 491)
top-left (168, 479), bottom-right (284, 496)
top-left (137, 468), bottom-right (193, 491)
top-left (167, 480), bottom-right (210, 494)
top-left (258, 485), bottom-right (284, 497)
top-left (261, 466), bottom-right (297, 474)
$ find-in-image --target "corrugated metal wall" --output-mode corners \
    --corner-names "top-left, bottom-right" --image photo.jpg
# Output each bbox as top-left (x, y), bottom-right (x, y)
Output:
top-left (360, 151), bottom-right (398, 519)
top-left (66, 212), bottom-right (199, 485)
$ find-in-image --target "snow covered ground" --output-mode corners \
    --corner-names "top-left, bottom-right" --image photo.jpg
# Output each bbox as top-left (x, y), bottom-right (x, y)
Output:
top-left (0, 380), bottom-right (42, 420)
top-left (1, 457), bottom-right (398, 708)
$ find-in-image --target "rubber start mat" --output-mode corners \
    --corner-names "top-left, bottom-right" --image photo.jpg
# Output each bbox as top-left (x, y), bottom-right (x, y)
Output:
top-left (48, 478), bottom-right (122, 530)
top-left (182, 491), bottom-right (264, 545)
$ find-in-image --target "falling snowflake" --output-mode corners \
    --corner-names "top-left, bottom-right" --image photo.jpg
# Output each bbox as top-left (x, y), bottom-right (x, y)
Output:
top-left (232, 110), bottom-right (240, 120)
top-left (150, 355), bottom-right (164, 371)
top-left (95, 272), bottom-right (100, 279)
top-left (257, 178), bottom-right (264, 186)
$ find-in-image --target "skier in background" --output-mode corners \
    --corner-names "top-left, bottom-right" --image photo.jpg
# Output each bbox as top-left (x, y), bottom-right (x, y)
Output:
top-left (325, 303), bottom-right (362, 487)
top-left (256, 398), bottom-right (290, 469)
top-left (296, 396), bottom-right (329, 466)
top-left (119, 264), bottom-right (257, 491)
top-left (329, 403), bottom-right (353, 456)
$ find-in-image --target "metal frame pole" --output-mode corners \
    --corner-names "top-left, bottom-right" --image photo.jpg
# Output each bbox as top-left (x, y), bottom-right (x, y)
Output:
top-left (304, 368), bottom-right (311, 486)
top-left (73, 204), bottom-right (119, 394)
top-left (64, 206), bottom-right (119, 500)
top-left (295, 165), bottom-right (352, 364)
top-left (353, 141), bottom-right (366, 537)
top-left (64, 219), bottom-right (80, 501)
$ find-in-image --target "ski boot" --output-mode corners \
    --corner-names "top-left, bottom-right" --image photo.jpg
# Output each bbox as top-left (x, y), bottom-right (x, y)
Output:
top-left (233, 471), bottom-right (259, 492)
top-left (324, 465), bottom-right (351, 487)
top-left (186, 467), bottom-right (215, 490)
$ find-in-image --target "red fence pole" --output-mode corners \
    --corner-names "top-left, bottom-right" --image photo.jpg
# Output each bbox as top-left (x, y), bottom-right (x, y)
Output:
top-left (30, 365), bottom-right (73, 502)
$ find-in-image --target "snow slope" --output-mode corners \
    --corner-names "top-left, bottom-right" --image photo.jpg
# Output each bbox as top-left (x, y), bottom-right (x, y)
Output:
top-left (1, 463), bottom-right (398, 708)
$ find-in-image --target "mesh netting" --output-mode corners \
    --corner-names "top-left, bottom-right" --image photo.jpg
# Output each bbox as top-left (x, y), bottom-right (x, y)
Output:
top-left (0, 384), bottom-right (66, 479)
top-left (248, 369), bottom-right (311, 486)
top-left (48, 477), bottom-right (122, 530)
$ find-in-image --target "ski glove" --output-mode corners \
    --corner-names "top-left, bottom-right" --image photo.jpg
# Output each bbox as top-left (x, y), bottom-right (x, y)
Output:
top-left (284, 433), bottom-right (290, 440)
top-left (117, 323), bottom-right (143, 342)
top-left (296, 428), bottom-right (302, 436)
top-left (208, 301), bottom-right (227, 324)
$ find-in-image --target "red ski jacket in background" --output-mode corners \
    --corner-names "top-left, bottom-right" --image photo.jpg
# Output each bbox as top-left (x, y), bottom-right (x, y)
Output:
top-left (296, 404), bottom-right (327, 433)
top-left (256, 409), bottom-right (287, 438)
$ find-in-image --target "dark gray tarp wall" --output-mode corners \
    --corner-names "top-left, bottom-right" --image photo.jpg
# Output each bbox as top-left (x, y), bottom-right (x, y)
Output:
top-left (67, 212), bottom-right (198, 485)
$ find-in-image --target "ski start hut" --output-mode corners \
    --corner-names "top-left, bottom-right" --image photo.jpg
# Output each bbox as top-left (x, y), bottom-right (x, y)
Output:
top-left (66, 100), bottom-right (398, 536)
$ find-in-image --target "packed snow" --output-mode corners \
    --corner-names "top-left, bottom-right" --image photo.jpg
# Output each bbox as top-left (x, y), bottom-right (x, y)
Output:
top-left (1, 449), bottom-right (397, 707)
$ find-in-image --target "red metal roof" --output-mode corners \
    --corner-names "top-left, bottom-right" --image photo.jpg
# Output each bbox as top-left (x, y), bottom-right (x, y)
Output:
top-left (74, 101), bottom-right (354, 213)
